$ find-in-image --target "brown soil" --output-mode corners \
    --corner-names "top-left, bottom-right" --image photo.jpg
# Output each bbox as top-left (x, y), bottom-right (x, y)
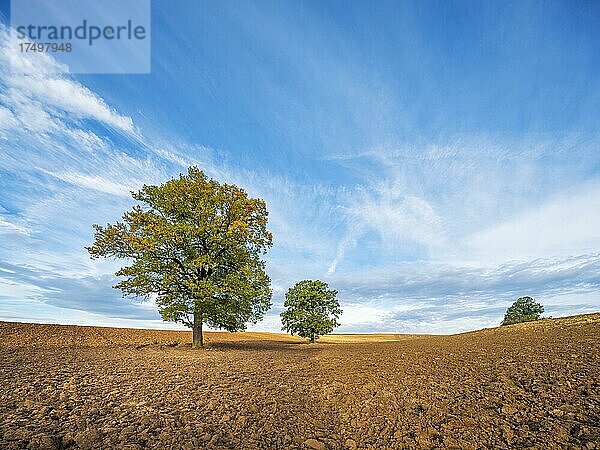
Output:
top-left (1, 314), bottom-right (598, 450)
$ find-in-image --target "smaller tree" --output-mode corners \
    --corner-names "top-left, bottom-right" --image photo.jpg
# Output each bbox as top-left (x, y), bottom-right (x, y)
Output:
top-left (281, 280), bottom-right (341, 343)
top-left (501, 296), bottom-right (544, 326)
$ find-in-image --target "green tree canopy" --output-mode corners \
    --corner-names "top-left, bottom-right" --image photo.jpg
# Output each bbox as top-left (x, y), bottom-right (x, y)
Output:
top-left (501, 296), bottom-right (544, 326)
top-left (280, 280), bottom-right (342, 343)
top-left (87, 166), bottom-right (273, 348)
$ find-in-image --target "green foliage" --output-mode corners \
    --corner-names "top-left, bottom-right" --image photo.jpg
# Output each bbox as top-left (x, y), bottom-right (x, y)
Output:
top-left (280, 280), bottom-right (342, 343)
top-left (87, 166), bottom-right (273, 338)
top-left (501, 296), bottom-right (544, 326)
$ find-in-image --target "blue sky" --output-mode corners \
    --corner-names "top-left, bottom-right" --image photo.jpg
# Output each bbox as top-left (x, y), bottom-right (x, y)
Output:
top-left (0, 0), bottom-right (599, 333)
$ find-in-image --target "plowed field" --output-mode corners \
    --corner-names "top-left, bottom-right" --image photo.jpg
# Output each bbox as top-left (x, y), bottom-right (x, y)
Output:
top-left (1, 314), bottom-right (598, 449)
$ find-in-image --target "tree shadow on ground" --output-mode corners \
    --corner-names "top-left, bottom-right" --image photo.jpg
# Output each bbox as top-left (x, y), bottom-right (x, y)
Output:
top-left (204, 339), bottom-right (313, 352)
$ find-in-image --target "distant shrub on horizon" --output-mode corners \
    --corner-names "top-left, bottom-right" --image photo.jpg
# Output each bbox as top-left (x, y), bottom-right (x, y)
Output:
top-left (501, 296), bottom-right (544, 326)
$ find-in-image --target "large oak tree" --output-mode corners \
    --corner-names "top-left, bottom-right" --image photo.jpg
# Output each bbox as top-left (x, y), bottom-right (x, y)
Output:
top-left (87, 167), bottom-right (273, 348)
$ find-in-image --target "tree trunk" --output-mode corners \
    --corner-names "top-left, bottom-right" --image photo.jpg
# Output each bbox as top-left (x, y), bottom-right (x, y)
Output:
top-left (310, 332), bottom-right (315, 344)
top-left (192, 312), bottom-right (204, 349)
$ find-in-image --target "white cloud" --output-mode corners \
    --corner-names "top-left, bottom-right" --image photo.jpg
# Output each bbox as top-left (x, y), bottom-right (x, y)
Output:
top-left (327, 177), bottom-right (444, 272)
top-left (0, 106), bottom-right (19, 130)
top-left (349, 184), bottom-right (443, 246)
top-left (0, 216), bottom-right (31, 236)
top-left (467, 180), bottom-right (600, 263)
top-left (7, 76), bottom-right (134, 132)
top-left (337, 303), bottom-right (390, 328)
top-left (334, 253), bottom-right (600, 301)
top-left (51, 171), bottom-right (139, 197)
top-left (0, 25), bottom-right (134, 134)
